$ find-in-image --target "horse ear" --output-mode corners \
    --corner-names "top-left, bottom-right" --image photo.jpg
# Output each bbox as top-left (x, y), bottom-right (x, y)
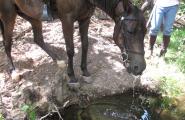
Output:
top-left (122, 0), bottom-right (131, 13)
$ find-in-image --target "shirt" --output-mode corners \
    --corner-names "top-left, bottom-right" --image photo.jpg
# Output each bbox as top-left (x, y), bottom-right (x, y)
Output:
top-left (155, 0), bottom-right (179, 7)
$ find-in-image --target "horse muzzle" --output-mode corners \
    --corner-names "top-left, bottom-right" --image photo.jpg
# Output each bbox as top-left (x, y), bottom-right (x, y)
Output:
top-left (122, 55), bottom-right (146, 75)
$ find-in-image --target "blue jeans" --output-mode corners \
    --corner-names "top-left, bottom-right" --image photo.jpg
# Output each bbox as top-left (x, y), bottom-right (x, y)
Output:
top-left (149, 5), bottom-right (179, 36)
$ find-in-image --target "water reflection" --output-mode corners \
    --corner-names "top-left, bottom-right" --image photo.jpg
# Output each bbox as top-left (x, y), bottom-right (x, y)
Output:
top-left (46, 90), bottom-right (185, 120)
top-left (63, 91), bottom-right (156, 120)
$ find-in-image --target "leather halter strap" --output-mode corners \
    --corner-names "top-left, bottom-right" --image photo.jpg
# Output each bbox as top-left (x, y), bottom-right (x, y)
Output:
top-left (120, 15), bottom-right (145, 62)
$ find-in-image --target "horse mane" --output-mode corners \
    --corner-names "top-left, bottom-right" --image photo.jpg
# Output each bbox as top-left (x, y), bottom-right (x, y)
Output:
top-left (131, 6), bottom-right (147, 34)
top-left (88, 0), bottom-right (131, 18)
top-left (89, 0), bottom-right (119, 16)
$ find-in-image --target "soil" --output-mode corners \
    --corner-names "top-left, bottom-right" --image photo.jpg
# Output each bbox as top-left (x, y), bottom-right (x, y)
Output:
top-left (0, 15), bottom-right (184, 119)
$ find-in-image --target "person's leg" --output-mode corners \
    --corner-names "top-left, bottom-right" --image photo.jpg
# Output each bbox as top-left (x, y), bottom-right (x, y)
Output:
top-left (160, 5), bottom-right (179, 56)
top-left (41, 0), bottom-right (53, 21)
top-left (159, 35), bottom-right (170, 56)
top-left (149, 6), bottom-right (164, 55)
top-left (149, 35), bottom-right (157, 55)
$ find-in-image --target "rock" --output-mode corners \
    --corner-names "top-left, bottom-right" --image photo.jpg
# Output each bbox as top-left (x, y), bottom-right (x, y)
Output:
top-left (11, 70), bottom-right (21, 83)
top-left (57, 60), bottom-right (67, 69)
top-left (81, 76), bottom-right (94, 84)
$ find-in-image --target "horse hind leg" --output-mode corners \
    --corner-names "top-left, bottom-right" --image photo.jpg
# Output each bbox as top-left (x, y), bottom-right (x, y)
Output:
top-left (78, 17), bottom-right (91, 77)
top-left (18, 13), bottom-right (58, 61)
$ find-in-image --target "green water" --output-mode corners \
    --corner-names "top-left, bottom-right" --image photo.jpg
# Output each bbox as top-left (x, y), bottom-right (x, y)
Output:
top-left (46, 90), bottom-right (185, 120)
top-left (63, 91), bottom-right (159, 120)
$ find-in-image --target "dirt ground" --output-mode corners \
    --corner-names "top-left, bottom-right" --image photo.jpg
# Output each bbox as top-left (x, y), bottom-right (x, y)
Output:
top-left (0, 16), bottom-right (184, 119)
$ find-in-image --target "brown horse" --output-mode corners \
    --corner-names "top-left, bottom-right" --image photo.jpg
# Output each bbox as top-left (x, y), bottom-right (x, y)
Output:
top-left (0, 0), bottom-right (147, 86)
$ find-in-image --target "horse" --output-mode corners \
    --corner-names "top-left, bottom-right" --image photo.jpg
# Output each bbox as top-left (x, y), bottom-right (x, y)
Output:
top-left (0, 0), bottom-right (147, 86)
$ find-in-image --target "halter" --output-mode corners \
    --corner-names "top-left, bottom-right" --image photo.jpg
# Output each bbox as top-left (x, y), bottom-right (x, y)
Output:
top-left (120, 16), bottom-right (145, 63)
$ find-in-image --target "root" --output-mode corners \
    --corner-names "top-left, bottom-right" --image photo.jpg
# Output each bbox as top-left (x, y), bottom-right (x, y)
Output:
top-left (39, 103), bottom-right (64, 120)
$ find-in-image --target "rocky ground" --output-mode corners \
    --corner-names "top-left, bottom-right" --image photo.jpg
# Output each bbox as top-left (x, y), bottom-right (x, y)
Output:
top-left (0, 15), bottom-right (184, 119)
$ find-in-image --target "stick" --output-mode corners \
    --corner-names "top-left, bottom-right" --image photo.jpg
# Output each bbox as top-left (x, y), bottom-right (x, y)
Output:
top-left (53, 104), bottom-right (63, 120)
top-left (146, 0), bottom-right (158, 28)
top-left (39, 112), bottom-right (51, 120)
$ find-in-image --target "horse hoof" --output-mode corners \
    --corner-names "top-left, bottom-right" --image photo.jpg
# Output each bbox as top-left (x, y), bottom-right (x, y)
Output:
top-left (11, 70), bottom-right (21, 82)
top-left (83, 71), bottom-right (90, 77)
top-left (67, 82), bottom-right (80, 90)
top-left (57, 60), bottom-right (67, 69)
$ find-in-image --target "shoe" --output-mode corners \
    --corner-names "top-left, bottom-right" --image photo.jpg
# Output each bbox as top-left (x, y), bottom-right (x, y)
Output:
top-left (149, 35), bottom-right (157, 55)
top-left (159, 35), bottom-right (170, 57)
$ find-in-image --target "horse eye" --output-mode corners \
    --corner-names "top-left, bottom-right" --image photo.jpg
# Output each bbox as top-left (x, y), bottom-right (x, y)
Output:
top-left (126, 28), bottom-right (136, 34)
top-left (127, 30), bottom-right (134, 34)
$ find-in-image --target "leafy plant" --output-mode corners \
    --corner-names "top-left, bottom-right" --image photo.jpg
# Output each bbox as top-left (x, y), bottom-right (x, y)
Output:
top-left (21, 104), bottom-right (36, 120)
top-left (132, 0), bottom-right (144, 7)
top-left (0, 113), bottom-right (5, 120)
top-left (179, 2), bottom-right (185, 15)
top-left (156, 76), bottom-right (184, 110)
top-left (159, 76), bottom-right (183, 97)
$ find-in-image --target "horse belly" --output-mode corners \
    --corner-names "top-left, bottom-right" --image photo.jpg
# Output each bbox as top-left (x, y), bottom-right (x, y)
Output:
top-left (56, 0), bottom-right (93, 20)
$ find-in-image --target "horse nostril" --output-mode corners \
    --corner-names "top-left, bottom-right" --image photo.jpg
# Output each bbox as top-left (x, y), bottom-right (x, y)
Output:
top-left (134, 65), bottom-right (139, 72)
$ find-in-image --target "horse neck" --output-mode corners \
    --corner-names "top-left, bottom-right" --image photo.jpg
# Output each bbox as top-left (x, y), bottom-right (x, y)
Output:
top-left (89, 0), bottom-right (120, 19)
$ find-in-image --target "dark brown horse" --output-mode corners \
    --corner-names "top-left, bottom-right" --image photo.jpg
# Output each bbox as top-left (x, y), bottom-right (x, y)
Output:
top-left (0, 0), bottom-right (147, 86)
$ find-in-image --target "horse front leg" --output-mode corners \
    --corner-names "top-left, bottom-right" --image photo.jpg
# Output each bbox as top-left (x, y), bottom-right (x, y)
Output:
top-left (78, 17), bottom-right (91, 77)
top-left (61, 17), bottom-right (78, 85)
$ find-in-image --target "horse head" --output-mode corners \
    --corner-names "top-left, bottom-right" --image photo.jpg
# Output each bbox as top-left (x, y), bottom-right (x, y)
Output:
top-left (113, 0), bottom-right (147, 75)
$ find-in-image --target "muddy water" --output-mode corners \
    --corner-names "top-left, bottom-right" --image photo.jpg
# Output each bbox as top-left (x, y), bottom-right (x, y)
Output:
top-left (62, 91), bottom-right (158, 120)
top-left (46, 90), bottom-right (185, 120)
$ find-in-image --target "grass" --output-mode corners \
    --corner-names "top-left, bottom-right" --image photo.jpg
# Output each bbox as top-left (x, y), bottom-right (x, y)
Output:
top-left (157, 27), bottom-right (185, 105)
top-left (21, 104), bottom-right (36, 120)
top-left (152, 27), bottom-right (185, 119)
top-left (159, 76), bottom-right (183, 98)
top-left (150, 76), bottom-right (185, 119)
top-left (165, 27), bottom-right (185, 73)
top-left (156, 27), bottom-right (185, 73)
top-left (0, 113), bottom-right (5, 120)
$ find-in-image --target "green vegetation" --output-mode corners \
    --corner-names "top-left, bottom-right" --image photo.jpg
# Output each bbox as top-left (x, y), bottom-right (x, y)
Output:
top-left (132, 0), bottom-right (143, 7)
top-left (0, 113), bottom-right (5, 120)
top-left (164, 28), bottom-right (185, 73)
top-left (21, 104), bottom-right (36, 120)
top-left (179, 2), bottom-right (185, 15)
top-left (150, 76), bottom-right (182, 109)
top-left (152, 26), bottom-right (185, 118)
top-left (159, 76), bottom-right (183, 98)
top-left (150, 76), bottom-right (185, 119)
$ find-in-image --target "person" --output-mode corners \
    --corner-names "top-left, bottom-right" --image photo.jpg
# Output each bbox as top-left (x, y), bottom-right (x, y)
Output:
top-left (148, 0), bottom-right (179, 56)
top-left (42, 0), bottom-right (54, 21)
